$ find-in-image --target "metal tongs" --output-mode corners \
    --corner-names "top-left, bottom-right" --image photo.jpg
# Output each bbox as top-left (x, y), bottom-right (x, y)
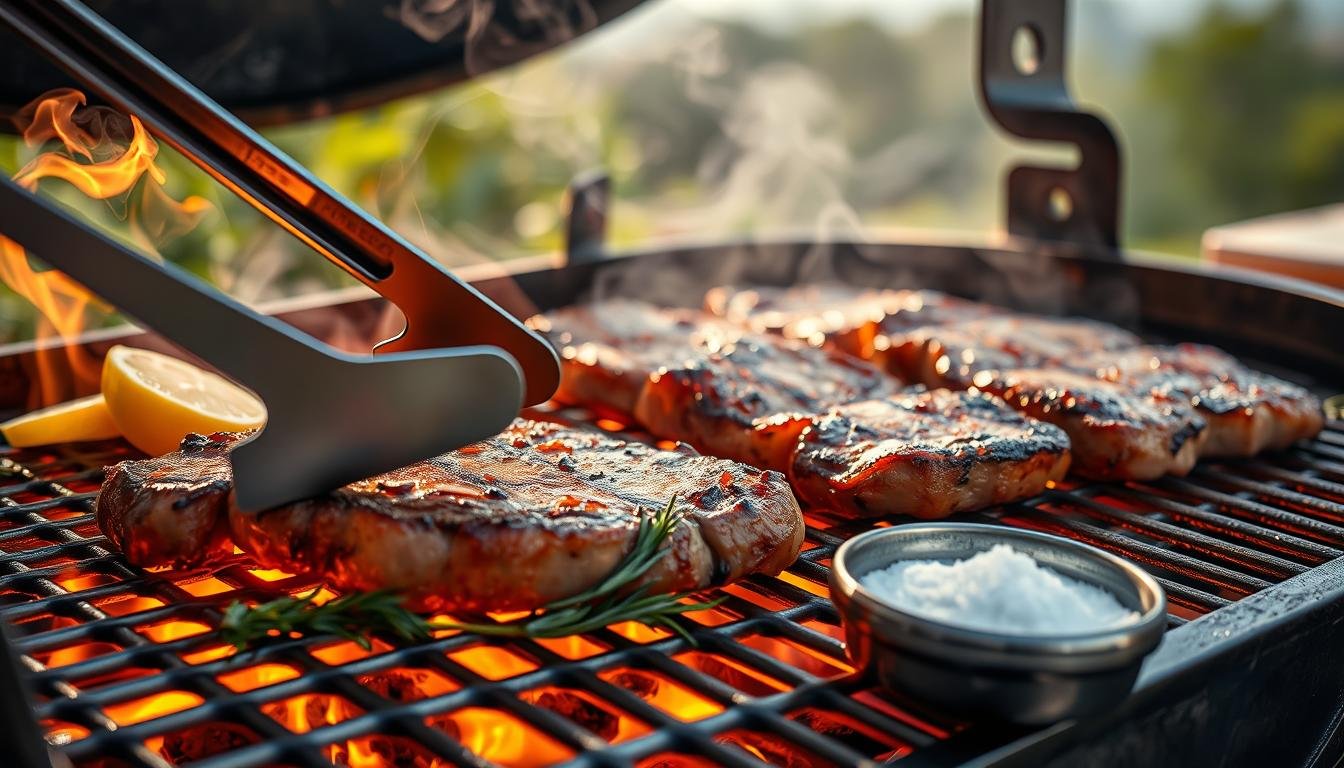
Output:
top-left (0, 0), bottom-right (560, 511)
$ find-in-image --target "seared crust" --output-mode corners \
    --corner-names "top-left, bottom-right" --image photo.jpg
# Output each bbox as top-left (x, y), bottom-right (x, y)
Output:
top-left (705, 284), bottom-right (898, 354)
top-left (97, 432), bottom-right (240, 567)
top-left (533, 299), bottom-right (896, 472)
top-left (1080, 344), bottom-right (1323, 457)
top-left (991, 369), bottom-right (1207, 480)
top-left (888, 314), bottom-right (1142, 387)
top-left (705, 284), bottom-right (993, 359)
top-left (99, 421), bottom-right (804, 612)
top-left (527, 300), bottom-right (743, 417)
top-left (633, 336), bottom-right (897, 471)
top-left (789, 391), bottom-right (1070, 518)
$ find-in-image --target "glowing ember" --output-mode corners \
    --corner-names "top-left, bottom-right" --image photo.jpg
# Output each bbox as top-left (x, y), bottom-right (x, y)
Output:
top-left (34, 640), bottom-right (119, 669)
top-left (217, 662), bottom-right (300, 693)
top-left (311, 638), bottom-right (392, 665)
top-left (790, 709), bottom-right (913, 762)
top-left (447, 645), bottom-right (538, 681)
top-left (178, 643), bottom-right (235, 665)
top-left (138, 619), bottom-right (210, 643)
top-left (95, 594), bottom-right (165, 617)
top-left (637, 752), bottom-right (718, 767)
top-left (673, 651), bottom-right (788, 696)
top-left (777, 570), bottom-right (829, 598)
top-left (55, 571), bottom-right (115, 592)
top-left (247, 567), bottom-right (295, 582)
top-left (717, 728), bottom-right (830, 767)
top-left (607, 620), bottom-right (671, 643)
top-left (104, 690), bottom-right (203, 726)
top-left (151, 722), bottom-right (259, 764)
top-left (263, 693), bottom-right (363, 734)
top-left (176, 575), bottom-right (234, 597)
top-left (359, 668), bottom-right (459, 702)
top-left (335, 735), bottom-right (447, 768)
top-left (600, 669), bottom-right (724, 723)
top-left (738, 634), bottom-right (853, 678)
top-left (428, 707), bottom-right (574, 767)
top-left (531, 634), bottom-right (608, 660)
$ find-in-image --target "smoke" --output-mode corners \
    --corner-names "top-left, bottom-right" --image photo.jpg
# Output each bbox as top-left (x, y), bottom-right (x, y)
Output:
top-left (391, 0), bottom-right (599, 75)
top-left (370, 5), bottom-right (1124, 324)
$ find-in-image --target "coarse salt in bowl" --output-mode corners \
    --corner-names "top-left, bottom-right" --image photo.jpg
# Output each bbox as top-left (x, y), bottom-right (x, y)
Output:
top-left (829, 523), bottom-right (1166, 724)
top-left (859, 543), bottom-right (1140, 635)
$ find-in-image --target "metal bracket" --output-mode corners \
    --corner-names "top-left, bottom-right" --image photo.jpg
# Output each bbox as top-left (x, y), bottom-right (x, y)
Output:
top-left (978, 0), bottom-right (1121, 248)
top-left (564, 170), bottom-right (609, 266)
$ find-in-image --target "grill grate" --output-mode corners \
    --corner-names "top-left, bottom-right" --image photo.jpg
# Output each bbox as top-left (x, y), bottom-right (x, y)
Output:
top-left (2, 412), bottom-right (1343, 767)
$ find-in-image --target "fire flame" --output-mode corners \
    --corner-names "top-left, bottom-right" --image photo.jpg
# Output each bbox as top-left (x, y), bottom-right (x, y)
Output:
top-left (1, 89), bottom-right (209, 405)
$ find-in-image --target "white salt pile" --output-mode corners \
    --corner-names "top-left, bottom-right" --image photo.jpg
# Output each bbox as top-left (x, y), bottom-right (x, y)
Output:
top-left (860, 544), bottom-right (1140, 635)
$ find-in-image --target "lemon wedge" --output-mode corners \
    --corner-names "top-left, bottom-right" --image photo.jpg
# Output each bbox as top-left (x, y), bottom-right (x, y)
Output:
top-left (101, 345), bottom-right (266, 456)
top-left (0, 394), bottom-right (121, 447)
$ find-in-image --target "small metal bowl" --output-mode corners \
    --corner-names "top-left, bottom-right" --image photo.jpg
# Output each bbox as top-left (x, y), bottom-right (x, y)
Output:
top-left (830, 523), bottom-right (1166, 725)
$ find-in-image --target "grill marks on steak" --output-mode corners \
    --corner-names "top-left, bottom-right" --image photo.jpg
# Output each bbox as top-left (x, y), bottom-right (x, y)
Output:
top-left (1078, 344), bottom-right (1323, 458)
top-left (990, 369), bottom-right (1207, 480)
top-left (532, 300), bottom-right (897, 471)
top-left (704, 284), bottom-right (993, 359)
top-left (706, 284), bottom-right (1320, 478)
top-left (97, 420), bottom-right (804, 612)
top-left (789, 391), bottom-right (1070, 518)
top-left (534, 301), bottom-right (1067, 516)
top-left (97, 431), bottom-right (240, 568)
top-left (634, 335), bottom-right (899, 471)
top-left (857, 311), bottom-right (1212, 479)
top-left (526, 299), bottom-right (745, 417)
top-left (890, 314), bottom-right (1143, 389)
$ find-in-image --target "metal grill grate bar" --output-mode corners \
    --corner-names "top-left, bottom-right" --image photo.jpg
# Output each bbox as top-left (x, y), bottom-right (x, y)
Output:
top-left (1040, 490), bottom-right (1307, 580)
top-left (1, 423), bottom-right (1341, 766)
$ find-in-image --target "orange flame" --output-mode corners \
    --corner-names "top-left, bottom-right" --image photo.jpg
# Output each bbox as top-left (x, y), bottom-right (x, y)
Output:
top-left (1, 89), bottom-right (209, 406)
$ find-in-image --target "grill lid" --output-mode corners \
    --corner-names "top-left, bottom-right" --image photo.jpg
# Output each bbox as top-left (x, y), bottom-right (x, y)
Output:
top-left (0, 0), bottom-right (648, 126)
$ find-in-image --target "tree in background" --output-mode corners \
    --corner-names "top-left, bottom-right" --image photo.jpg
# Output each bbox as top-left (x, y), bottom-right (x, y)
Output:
top-left (1141, 0), bottom-right (1344, 234)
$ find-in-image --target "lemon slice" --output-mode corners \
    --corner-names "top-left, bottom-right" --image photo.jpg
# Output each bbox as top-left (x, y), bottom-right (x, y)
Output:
top-left (1, 394), bottom-right (121, 447)
top-left (101, 345), bottom-right (266, 456)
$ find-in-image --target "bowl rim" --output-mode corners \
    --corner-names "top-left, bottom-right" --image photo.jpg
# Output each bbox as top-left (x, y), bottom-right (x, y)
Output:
top-left (831, 522), bottom-right (1168, 658)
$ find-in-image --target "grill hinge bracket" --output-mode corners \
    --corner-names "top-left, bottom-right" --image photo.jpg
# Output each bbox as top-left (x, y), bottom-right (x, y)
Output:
top-left (978, 0), bottom-right (1121, 249)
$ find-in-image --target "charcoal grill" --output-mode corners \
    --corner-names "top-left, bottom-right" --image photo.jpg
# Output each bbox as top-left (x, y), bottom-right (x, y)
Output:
top-left (2, 0), bottom-right (1344, 766)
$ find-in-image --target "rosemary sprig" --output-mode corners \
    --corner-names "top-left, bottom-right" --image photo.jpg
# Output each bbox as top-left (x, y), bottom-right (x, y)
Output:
top-left (219, 497), bottom-right (721, 650)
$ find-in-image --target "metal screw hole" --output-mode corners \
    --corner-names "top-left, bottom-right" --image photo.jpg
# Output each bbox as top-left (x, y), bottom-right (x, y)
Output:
top-left (1011, 25), bottom-right (1043, 76)
top-left (1048, 187), bottom-right (1073, 222)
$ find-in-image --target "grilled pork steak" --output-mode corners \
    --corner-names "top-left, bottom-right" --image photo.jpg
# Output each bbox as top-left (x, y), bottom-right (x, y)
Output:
top-left (98, 431), bottom-right (238, 568)
top-left (533, 301), bottom-right (1064, 515)
top-left (97, 420), bottom-right (804, 612)
top-left (1078, 344), bottom-right (1323, 457)
top-left (789, 391), bottom-right (1070, 518)
top-left (533, 300), bottom-right (896, 471)
top-left (526, 299), bottom-right (745, 418)
top-left (711, 285), bottom-right (1288, 479)
top-left (704, 284), bottom-right (994, 359)
top-left (990, 369), bottom-right (1207, 480)
top-left (888, 314), bottom-right (1143, 388)
top-left (633, 335), bottom-right (899, 471)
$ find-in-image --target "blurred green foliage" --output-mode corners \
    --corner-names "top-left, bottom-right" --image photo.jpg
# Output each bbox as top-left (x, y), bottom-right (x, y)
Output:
top-left (1140, 1), bottom-right (1344, 234)
top-left (0, 0), bottom-right (1339, 343)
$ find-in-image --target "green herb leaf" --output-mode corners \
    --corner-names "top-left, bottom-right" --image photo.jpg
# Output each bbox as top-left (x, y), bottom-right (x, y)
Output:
top-left (218, 496), bottom-right (715, 650)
